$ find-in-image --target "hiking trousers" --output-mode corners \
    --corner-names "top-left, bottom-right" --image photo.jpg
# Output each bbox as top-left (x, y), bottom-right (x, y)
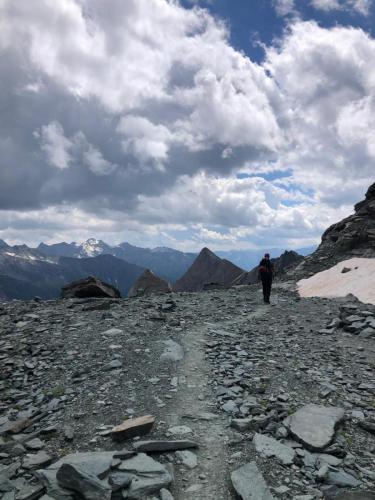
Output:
top-left (261, 276), bottom-right (272, 303)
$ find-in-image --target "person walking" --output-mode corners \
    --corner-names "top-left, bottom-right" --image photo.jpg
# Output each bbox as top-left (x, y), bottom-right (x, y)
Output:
top-left (258, 253), bottom-right (274, 304)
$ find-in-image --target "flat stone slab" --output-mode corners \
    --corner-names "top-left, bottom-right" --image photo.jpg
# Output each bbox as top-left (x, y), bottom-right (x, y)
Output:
top-left (253, 433), bottom-right (295, 465)
top-left (285, 404), bottom-right (345, 451)
top-left (23, 451), bottom-right (52, 469)
top-left (111, 415), bottom-right (155, 442)
top-left (37, 451), bottom-right (170, 499)
top-left (133, 440), bottom-right (198, 453)
top-left (231, 461), bottom-right (275, 500)
top-left (36, 452), bottom-right (115, 499)
top-left (334, 493), bottom-right (375, 500)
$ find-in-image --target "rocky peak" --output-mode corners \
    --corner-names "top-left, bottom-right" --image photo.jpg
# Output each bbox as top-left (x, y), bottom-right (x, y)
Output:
top-left (127, 269), bottom-right (171, 298)
top-left (0, 239), bottom-right (9, 250)
top-left (354, 182), bottom-right (375, 214)
top-left (294, 182), bottom-right (375, 277)
top-left (173, 247), bottom-right (243, 292)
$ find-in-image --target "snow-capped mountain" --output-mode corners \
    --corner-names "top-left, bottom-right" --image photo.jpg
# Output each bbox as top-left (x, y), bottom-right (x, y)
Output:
top-left (38, 240), bottom-right (197, 281)
top-left (38, 238), bottom-right (111, 259)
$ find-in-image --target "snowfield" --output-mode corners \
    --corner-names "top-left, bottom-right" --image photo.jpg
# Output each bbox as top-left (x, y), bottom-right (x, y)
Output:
top-left (297, 258), bottom-right (375, 305)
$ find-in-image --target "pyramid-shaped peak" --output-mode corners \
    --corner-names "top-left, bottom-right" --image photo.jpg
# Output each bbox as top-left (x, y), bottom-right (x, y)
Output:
top-left (128, 268), bottom-right (171, 298)
top-left (173, 247), bottom-right (243, 292)
top-left (197, 247), bottom-right (220, 260)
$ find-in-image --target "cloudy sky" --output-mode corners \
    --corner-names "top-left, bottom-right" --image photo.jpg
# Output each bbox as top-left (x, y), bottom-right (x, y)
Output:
top-left (0, 0), bottom-right (374, 251)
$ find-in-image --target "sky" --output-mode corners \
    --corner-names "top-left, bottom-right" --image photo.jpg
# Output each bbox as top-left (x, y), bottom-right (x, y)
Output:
top-left (0, 0), bottom-right (374, 251)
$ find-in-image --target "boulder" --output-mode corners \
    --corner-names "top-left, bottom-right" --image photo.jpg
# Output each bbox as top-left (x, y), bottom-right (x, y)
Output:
top-left (61, 276), bottom-right (121, 299)
top-left (36, 452), bottom-right (114, 499)
top-left (127, 269), bottom-right (171, 298)
top-left (56, 463), bottom-right (112, 500)
top-left (285, 404), bottom-right (345, 451)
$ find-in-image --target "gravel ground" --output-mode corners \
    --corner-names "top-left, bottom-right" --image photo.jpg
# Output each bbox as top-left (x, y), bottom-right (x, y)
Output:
top-left (1, 283), bottom-right (375, 499)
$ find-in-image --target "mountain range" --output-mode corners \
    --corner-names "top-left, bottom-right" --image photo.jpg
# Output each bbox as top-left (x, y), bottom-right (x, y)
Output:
top-left (7, 184), bottom-right (372, 303)
top-left (0, 241), bottom-right (144, 300)
top-left (37, 239), bottom-right (196, 282)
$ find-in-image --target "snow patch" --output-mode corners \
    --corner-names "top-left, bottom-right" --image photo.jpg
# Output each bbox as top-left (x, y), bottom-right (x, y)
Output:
top-left (298, 258), bottom-right (375, 305)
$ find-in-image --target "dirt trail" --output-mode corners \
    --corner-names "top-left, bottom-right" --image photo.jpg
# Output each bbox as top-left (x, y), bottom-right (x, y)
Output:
top-left (169, 299), bottom-right (268, 499)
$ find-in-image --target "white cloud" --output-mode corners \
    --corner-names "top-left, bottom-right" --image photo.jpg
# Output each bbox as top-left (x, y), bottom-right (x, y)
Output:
top-left (265, 21), bottom-right (375, 205)
top-left (0, 1), bottom-right (374, 250)
top-left (311, 0), bottom-right (372, 14)
top-left (117, 115), bottom-right (173, 166)
top-left (274, 0), bottom-right (296, 16)
top-left (36, 121), bottom-right (73, 170)
top-left (83, 144), bottom-right (117, 176)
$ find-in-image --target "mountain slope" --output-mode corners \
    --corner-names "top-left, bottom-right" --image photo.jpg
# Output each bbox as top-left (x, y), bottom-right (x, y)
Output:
top-left (173, 247), bottom-right (244, 292)
top-left (295, 182), bottom-right (375, 278)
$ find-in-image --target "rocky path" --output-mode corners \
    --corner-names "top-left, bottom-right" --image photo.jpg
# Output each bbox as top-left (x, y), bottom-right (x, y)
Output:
top-left (1, 285), bottom-right (375, 499)
top-left (170, 323), bottom-right (236, 499)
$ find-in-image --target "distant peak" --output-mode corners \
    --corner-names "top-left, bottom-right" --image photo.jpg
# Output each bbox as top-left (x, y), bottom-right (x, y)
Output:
top-left (200, 247), bottom-right (215, 256)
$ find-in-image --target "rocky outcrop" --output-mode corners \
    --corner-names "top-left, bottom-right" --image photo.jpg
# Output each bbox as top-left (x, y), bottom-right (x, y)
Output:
top-left (127, 269), bottom-right (171, 298)
top-left (231, 250), bottom-right (303, 286)
top-left (295, 182), bottom-right (375, 277)
top-left (173, 247), bottom-right (243, 292)
top-left (61, 276), bottom-right (121, 299)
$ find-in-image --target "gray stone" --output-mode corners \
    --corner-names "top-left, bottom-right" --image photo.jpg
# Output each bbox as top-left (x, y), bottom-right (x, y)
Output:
top-left (222, 401), bottom-right (238, 413)
top-left (231, 418), bottom-right (253, 432)
top-left (118, 453), bottom-right (172, 498)
top-left (0, 474), bottom-right (15, 493)
top-left (160, 340), bottom-right (184, 362)
top-left (167, 426), bottom-right (192, 436)
top-left (175, 450), bottom-right (197, 469)
top-left (104, 359), bottom-right (123, 371)
top-left (359, 327), bottom-right (375, 338)
top-left (160, 488), bottom-right (175, 500)
top-left (25, 438), bottom-right (45, 451)
top-left (56, 463), bottom-right (112, 500)
top-left (64, 426), bottom-right (74, 442)
top-left (108, 472), bottom-right (132, 491)
top-left (285, 404), bottom-right (345, 451)
top-left (253, 433), bottom-right (295, 465)
top-left (334, 493), bottom-right (375, 500)
top-left (23, 451), bottom-right (52, 470)
top-left (133, 440), bottom-right (198, 453)
top-left (36, 452), bottom-right (114, 499)
top-left (326, 470), bottom-right (362, 488)
top-left (231, 461), bottom-right (275, 500)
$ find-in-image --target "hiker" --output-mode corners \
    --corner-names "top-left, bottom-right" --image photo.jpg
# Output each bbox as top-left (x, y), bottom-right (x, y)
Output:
top-left (258, 253), bottom-right (274, 304)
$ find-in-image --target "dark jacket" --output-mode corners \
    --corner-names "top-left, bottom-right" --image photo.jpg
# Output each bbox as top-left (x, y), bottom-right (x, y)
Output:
top-left (258, 258), bottom-right (274, 281)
